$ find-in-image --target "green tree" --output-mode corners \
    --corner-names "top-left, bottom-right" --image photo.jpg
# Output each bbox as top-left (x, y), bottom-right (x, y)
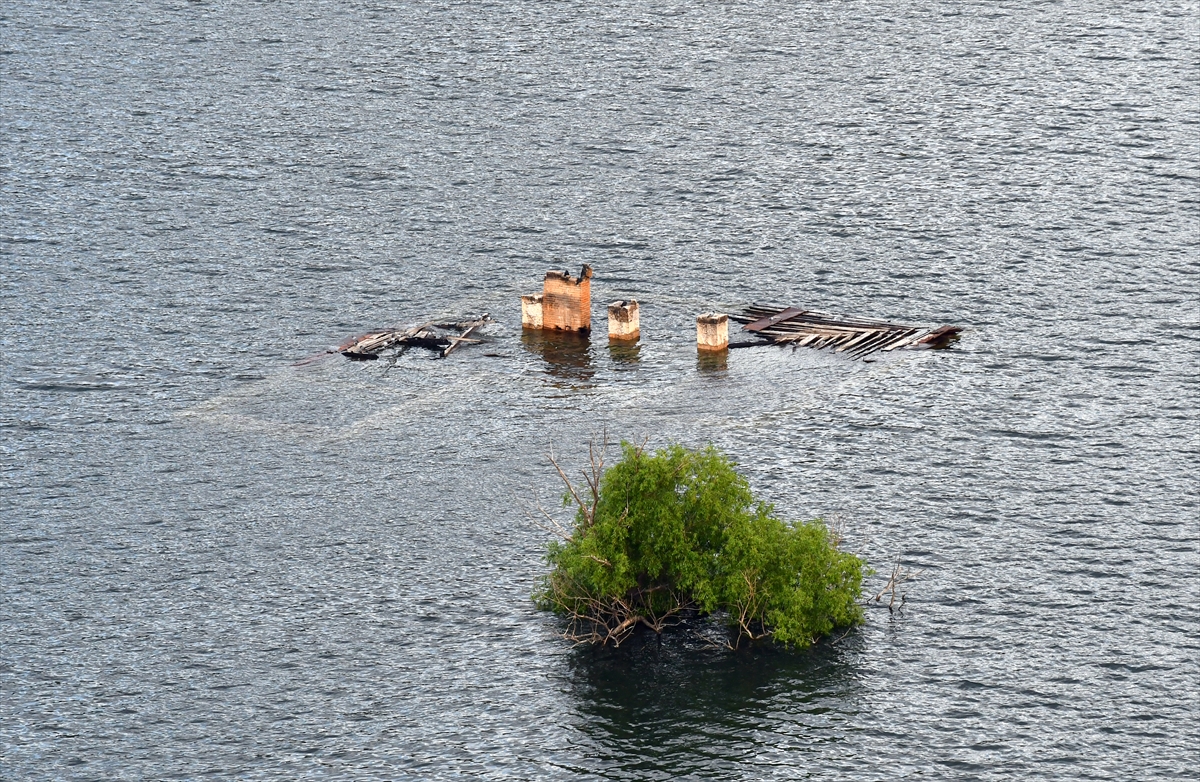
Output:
top-left (534, 441), bottom-right (865, 649)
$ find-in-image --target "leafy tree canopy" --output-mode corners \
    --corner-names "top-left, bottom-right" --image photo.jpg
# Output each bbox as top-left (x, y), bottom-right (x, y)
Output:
top-left (535, 442), bottom-right (865, 649)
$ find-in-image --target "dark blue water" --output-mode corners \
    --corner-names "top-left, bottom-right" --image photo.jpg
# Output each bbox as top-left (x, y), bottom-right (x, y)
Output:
top-left (3, 1), bottom-right (1198, 779)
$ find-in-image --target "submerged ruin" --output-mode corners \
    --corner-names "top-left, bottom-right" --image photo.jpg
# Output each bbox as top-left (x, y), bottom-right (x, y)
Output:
top-left (696, 313), bottom-right (730, 352)
top-left (523, 265), bottom-right (593, 333)
top-left (312, 268), bottom-right (963, 369)
top-left (332, 315), bottom-right (491, 361)
top-left (730, 304), bottom-right (961, 358)
top-left (607, 300), bottom-right (640, 342)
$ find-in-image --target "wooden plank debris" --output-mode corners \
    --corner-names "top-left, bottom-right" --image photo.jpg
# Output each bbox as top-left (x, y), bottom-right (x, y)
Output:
top-left (729, 304), bottom-right (960, 359)
top-left (440, 316), bottom-right (489, 358)
top-left (744, 307), bottom-right (806, 333)
top-left (335, 314), bottom-right (492, 361)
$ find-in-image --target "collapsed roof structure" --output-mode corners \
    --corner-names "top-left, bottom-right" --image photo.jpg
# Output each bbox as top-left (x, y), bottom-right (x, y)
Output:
top-left (731, 304), bottom-right (961, 359)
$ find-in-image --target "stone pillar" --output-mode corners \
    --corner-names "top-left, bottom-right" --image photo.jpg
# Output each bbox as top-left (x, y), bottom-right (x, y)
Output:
top-left (607, 300), bottom-right (640, 342)
top-left (520, 293), bottom-right (544, 330)
top-left (696, 313), bottom-right (729, 351)
top-left (542, 265), bottom-right (592, 333)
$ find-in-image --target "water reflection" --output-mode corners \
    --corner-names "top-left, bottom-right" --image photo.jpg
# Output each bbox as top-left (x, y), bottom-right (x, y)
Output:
top-left (607, 340), bottom-right (641, 368)
top-left (696, 349), bottom-right (728, 374)
top-left (565, 632), bottom-right (860, 779)
top-left (520, 329), bottom-right (595, 388)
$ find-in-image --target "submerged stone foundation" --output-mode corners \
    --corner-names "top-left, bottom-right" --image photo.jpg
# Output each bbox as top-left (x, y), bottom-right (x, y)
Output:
top-left (607, 300), bottom-right (640, 342)
top-left (696, 312), bottom-right (729, 352)
top-left (520, 293), bottom-right (544, 330)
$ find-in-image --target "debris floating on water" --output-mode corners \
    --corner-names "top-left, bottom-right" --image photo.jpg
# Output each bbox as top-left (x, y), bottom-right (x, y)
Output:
top-left (730, 304), bottom-right (961, 358)
top-left (334, 314), bottom-right (491, 361)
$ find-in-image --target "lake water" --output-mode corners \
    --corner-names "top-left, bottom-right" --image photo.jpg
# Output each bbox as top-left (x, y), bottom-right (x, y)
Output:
top-left (2, 1), bottom-right (1198, 779)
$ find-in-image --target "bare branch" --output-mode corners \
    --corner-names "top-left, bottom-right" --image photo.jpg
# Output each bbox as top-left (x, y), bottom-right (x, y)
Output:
top-left (519, 489), bottom-right (574, 541)
top-left (548, 450), bottom-right (589, 524)
top-left (873, 559), bottom-right (924, 609)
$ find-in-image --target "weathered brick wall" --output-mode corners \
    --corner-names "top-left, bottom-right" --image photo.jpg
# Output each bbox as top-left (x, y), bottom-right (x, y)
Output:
top-left (542, 265), bottom-right (592, 332)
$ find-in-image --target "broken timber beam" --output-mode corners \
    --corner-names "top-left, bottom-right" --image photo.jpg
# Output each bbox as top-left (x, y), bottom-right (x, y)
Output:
top-left (441, 314), bottom-right (489, 358)
top-left (744, 307), bottom-right (807, 333)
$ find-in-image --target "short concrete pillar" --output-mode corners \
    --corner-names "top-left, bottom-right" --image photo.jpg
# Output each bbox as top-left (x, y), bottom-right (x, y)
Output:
top-left (542, 265), bottom-right (593, 333)
top-left (696, 312), bottom-right (729, 352)
top-left (607, 300), bottom-right (640, 342)
top-left (520, 293), bottom-right (544, 330)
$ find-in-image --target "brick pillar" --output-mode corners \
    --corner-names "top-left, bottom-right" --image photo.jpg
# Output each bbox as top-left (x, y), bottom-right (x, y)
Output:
top-left (542, 265), bottom-right (592, 332)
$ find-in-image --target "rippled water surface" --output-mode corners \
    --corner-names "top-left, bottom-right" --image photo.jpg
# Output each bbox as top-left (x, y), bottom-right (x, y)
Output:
top-left (3, 1), bottom-right (1198, 779)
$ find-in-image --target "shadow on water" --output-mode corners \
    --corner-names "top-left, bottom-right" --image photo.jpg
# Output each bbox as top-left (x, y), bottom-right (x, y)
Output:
top-left (521, 328), bottom-right (595, 388)
top-left (562, 629), bottom-right (862, 779)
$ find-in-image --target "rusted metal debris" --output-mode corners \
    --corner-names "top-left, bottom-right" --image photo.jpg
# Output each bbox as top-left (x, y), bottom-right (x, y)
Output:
top-left (730, 304), bottom-right (960, 359)
top-left (335, 314), bottom-right (491, 361)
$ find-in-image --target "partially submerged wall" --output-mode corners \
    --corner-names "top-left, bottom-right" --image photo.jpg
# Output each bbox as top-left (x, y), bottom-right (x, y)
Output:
top-left (542, 265), bottom-right (592, 333)
top-left (521, 294), bottom-right (544, 330)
